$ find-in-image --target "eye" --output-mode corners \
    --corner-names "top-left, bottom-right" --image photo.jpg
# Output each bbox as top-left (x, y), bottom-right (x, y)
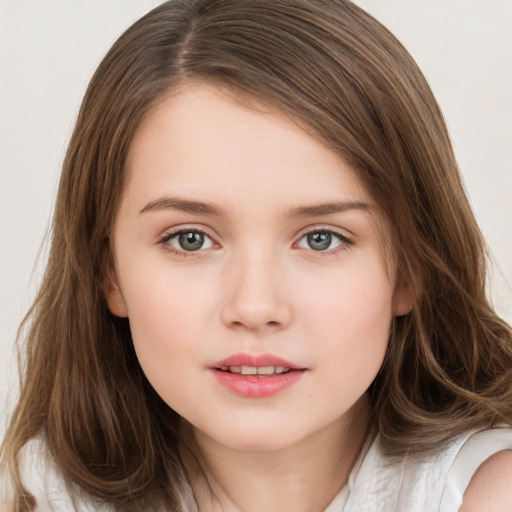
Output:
top-left (160, 229), bottom-right (215, 252)
top-left (296, 230), bottom-right (350, 251)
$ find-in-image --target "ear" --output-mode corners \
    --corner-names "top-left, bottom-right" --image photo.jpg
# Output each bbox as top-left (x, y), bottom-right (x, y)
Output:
top-left (104, 268), bottom-right (129, 318)
top-left (393, 282), bottom-right (414, 317)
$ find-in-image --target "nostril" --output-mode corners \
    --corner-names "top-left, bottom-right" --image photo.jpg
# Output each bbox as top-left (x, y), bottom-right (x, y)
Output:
top-left (221, 296), bottom-right (291, 331)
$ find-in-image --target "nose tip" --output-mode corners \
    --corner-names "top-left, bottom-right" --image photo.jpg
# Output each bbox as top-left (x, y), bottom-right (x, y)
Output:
top-left (225, 308), bottom-right (286, 332)
top-left (220, 258), bottom-right (291, 332)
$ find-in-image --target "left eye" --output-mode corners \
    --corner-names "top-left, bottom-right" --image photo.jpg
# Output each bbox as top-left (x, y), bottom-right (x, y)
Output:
top-left (166, 230), bottom-right (214, 252)
top-left (297, 231), bottom-right (347, 251)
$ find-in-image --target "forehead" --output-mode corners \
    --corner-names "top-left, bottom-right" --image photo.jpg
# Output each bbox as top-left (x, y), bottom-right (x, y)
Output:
top-left (126, 83), bottom-right (370, 208)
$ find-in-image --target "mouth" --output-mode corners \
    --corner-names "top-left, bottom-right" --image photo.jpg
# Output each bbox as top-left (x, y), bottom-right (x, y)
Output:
top-left (218, 365), bottom-right (293, 376)
top-left (212, 353), bottom-right (304, 374)
top-left (211, 353), bottom-right (306, 397)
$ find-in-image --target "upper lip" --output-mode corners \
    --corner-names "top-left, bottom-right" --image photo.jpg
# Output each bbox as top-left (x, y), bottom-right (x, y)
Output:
top-left (212, 353), bottom-right (304, 370)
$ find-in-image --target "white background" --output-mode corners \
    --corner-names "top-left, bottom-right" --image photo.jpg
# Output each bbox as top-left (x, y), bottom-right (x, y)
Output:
top-left (1, 0), bottom-right (511, 437)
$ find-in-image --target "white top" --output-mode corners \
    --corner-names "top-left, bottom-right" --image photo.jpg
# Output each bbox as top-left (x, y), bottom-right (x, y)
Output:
top-left (326, 427), bottom-right (512, 512)
top-left (2, 427), bottom-right (512, 511)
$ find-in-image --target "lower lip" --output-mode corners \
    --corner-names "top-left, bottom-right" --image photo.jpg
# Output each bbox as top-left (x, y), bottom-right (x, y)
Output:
top-left (212, 369), bottom-right (305, 398)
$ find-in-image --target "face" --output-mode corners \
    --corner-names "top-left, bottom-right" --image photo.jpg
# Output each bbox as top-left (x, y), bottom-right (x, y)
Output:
top-left (107, 84), bottom-right (411, 453)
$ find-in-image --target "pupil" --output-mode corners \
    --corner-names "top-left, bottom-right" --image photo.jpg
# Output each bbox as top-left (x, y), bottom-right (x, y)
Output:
top-left (179, 232), bottom-right (204, 251)
top-left (308, 232), bottom-right (331, 251)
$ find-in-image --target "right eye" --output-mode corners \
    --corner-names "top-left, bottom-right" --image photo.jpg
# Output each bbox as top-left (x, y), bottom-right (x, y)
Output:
top-left (159, 229), bottom-right (215, 252)
top-left (296, 229), bottom-right (351, 252)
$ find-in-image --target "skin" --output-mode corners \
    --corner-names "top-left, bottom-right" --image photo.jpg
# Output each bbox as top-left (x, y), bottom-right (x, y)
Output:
top-left (460, 450), bottom-right (512, 511)
top-left (106, 83), bottom-right (413, 512)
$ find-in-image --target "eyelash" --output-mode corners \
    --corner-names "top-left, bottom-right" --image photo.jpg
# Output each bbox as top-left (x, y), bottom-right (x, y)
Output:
top-left (156, 226), bottom-right (354, 256)
top-left (296, 227), bottom-right (354, 255)
top-left (156, 227), bottom-right (216, 256)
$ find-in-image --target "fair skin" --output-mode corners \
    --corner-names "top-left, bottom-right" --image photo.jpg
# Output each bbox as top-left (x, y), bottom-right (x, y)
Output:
top-left (106, 83), bottom-right (512, 511)
top-left (460, 450), bottom-right (512, 512)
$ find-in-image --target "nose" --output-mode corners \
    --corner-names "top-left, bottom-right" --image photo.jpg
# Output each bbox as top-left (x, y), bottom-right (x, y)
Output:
top-left (220, 249), bottom-right (292, 332)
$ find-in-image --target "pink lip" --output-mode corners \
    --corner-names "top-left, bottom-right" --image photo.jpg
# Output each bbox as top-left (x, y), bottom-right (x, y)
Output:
top-left (210, 352), bottom-right (306, 398)
top-left (212, 353), bottom-right (302, 369)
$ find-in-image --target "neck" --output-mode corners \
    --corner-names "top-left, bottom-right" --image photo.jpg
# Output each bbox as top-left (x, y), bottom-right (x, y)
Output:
top-left (184, 396), bottom-right (371, 512)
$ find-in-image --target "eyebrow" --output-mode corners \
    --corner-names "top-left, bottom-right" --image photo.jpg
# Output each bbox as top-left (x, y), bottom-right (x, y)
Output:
top-left (139, 197), bottom-right (223, 215)
top-left (289, 201), bottom-right (374, 217)
top-left (139, 196), bottom-right (374, 218)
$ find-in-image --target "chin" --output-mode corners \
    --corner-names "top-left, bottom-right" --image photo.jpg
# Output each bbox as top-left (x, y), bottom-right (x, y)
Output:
top-left (196, 422), bottom-right (307, 453)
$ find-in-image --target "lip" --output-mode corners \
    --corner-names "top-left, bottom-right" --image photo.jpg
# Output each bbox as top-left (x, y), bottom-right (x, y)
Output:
top-left (212, 353), bottom-right (303, 370)
top-left (210, 352), bottom-right (306, 398)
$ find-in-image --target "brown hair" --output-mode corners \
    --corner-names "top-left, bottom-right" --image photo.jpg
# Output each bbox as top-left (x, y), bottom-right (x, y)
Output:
top-left (3, 0), bottom-right (512, 510)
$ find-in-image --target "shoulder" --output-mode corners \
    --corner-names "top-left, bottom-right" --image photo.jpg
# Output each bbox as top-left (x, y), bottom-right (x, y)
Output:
top-left (443, 427), bottom-right (512, 512)
top-left (459, 449), bottom-right (512, 512)
top-left (433, 427), bottom-right (512, 512)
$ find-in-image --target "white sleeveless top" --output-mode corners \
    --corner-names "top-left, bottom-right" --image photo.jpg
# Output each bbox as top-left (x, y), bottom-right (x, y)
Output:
top-left (3, 427), bottom-right (512, 511)
top-left (326, 427), bottom-right (512, 512)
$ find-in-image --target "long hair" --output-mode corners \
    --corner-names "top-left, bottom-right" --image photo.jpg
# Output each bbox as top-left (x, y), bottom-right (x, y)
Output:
top-left (3, 0), bottom-right (512, 510)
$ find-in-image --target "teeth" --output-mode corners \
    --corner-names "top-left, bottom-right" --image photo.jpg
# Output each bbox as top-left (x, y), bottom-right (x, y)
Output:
top-left (257, 366), bottom-right (275, 375)
top-left (220, 365), bottom-right (291, 376)
top-left (241, 365), bottom-right (258, 375)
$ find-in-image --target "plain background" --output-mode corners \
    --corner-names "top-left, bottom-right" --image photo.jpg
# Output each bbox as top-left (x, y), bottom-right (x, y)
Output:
top-left (1, 0), bottom-right (511, 437)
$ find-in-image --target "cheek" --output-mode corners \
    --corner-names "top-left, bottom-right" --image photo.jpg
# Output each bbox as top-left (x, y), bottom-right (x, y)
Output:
top-left (301, 260), bottom-right (393, 383)
top-left (127, 301), bottom-right (199, 412)
top-left (303, 255), bottom-right (394, 330)
top-left (119, 266), bottom-right (221, 405)
top-left (123, 261), bottom-right (212, 336)
top-left (122, 276), bottom-right (194, 360)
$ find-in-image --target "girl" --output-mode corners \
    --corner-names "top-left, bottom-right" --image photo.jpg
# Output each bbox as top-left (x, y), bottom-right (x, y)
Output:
top-left (2, 1), bottom-right (512, 511)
